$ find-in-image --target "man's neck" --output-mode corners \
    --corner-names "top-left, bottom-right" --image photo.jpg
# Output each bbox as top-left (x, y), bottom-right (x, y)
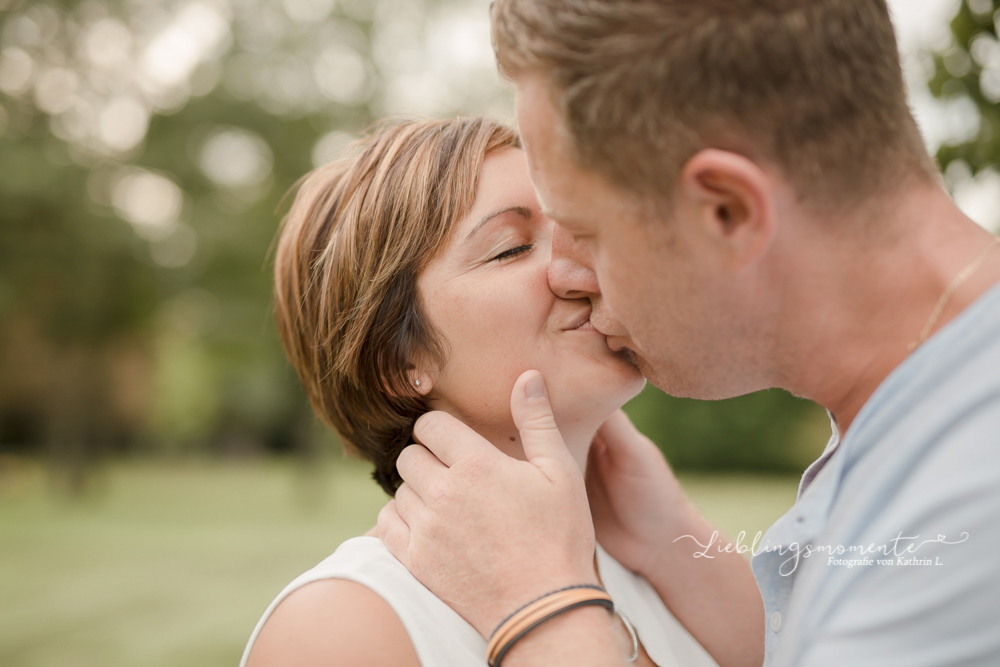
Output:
top-left (775, 182), bottom-right (1000, 434)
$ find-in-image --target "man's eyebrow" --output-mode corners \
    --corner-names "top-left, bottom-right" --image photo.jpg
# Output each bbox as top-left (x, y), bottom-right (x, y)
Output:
top-left (464, 205), bottom-right (532, 241)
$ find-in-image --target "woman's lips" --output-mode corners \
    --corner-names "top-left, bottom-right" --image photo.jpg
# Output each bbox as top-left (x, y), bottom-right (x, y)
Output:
top-left (566, 316), bottom-right (602, 334)
top-left (563, 308), bottom-right (596, 332)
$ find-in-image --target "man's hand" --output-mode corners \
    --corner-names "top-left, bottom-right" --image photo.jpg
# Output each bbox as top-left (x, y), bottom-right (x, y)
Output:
top-left (377, 370), bottom-right (599, 637)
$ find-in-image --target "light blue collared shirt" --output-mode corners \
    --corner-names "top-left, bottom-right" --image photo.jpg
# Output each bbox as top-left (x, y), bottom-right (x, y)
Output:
top-left (752, 279), bottom-right (1000, 666)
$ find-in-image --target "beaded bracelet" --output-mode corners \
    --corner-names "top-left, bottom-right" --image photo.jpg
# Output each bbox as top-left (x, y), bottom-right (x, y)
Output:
top-left (485, 584), bottom-right (614, 667)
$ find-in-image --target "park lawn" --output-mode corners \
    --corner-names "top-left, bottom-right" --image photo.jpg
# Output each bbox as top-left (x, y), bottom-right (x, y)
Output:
top-left (0, 458), bottom-right (798, 667)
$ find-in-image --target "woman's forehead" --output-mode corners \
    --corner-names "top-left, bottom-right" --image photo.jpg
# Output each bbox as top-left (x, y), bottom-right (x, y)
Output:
top-left (456, 148), bottom-right (536, 235)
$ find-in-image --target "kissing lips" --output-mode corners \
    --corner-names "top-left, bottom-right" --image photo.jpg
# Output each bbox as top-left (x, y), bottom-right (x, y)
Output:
top-left (563, 307), bottom-right (597, 332)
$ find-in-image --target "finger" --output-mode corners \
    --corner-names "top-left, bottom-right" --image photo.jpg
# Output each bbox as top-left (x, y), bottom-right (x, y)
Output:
top-left (376, 499), bottom-right (411, 564)
top-left (509, 370), bottom-right (576, 470)
top-left (395, 444), bottom-right (449, 498)
top-left (595, 409), bottom-right (641, 446)
top-left (585, 431), bottom-right (609, 489)
top-left (594, 409), bottom-right (657, 460)
top-left (585, 439), bottom-right (609, 503)
top-left (393, 481), bottom-right (426, 525)
top-left (412, 410), bottom-right (494, 467)
top-left (586, 416), bottom-right (617, 497)
top-left (585, 448), bottom-right (616, 531)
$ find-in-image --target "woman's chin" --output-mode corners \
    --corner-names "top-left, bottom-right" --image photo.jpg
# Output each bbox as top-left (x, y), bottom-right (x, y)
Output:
top-left (550, 377), bottom-right (644, 433)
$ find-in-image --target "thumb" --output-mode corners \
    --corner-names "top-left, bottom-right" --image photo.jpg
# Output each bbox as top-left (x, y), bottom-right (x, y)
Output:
top-left (510, 370), bottom-right (576, 469)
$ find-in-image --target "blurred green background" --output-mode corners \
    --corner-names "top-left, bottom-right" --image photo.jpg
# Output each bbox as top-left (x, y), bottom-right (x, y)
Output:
top-left (1, 0), bottom-right (999, 665)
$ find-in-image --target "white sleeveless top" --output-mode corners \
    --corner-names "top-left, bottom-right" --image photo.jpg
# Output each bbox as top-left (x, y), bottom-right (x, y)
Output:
top-left (240, 537), bottom-right (717, 667)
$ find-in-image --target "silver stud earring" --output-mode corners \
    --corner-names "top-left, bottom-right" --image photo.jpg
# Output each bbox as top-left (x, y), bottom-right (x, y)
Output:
top-left (415, 379), bottom-right (421, 387)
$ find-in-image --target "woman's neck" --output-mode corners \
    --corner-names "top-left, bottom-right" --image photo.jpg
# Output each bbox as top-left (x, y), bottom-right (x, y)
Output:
top-left (483, 419), bottom-right (598, 472)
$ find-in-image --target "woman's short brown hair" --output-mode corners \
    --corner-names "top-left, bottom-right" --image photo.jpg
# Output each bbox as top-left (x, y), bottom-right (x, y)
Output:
top-left (273, 117), bottom-right (519, 495)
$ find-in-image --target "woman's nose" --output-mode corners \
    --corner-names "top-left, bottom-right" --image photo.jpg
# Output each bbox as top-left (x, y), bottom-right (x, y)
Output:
top-left (548, 222), bottom-right (600, 299)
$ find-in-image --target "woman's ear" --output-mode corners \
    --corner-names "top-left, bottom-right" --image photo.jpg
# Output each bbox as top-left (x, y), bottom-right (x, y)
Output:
top-left (406, 367), bottom-right (433, 396)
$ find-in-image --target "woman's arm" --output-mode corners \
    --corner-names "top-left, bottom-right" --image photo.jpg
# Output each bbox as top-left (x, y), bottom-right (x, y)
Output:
top-left (587, 412), bottom-right (765, 667)
top-left (245, 579), bottom-right (421, 667)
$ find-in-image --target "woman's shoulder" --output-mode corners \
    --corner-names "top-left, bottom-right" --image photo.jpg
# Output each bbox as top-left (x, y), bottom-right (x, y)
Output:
top-left (245, 576), bottom-right (419, 667)
top-left (241, 536), bottom-right (485, 667)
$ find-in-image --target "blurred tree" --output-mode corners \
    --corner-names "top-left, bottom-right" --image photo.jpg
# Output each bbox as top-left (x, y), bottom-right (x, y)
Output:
top-left (0, 0), bottom-right (510, 494)
top-left (624, 386), bottom-right (828, 474)
top-left (933, 0), bottom-right (1000, 168)
top-left (930, 0), bottom-right (1000, 234)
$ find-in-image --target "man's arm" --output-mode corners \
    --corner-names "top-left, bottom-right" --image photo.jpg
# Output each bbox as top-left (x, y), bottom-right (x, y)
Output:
top-left (587, 411), bottom-right (765, 667)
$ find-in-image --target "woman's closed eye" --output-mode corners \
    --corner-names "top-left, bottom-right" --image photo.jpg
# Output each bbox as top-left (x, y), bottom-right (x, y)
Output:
top-left (491, 243), bottom-right (534, 262)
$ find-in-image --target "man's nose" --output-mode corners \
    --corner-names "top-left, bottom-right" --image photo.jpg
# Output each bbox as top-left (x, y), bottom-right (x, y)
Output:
top-left (548, 222), bottom-right (600, 299)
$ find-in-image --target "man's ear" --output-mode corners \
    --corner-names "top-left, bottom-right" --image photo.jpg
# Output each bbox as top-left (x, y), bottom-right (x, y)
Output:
top-left (678, 149), bottom-right (775, 269)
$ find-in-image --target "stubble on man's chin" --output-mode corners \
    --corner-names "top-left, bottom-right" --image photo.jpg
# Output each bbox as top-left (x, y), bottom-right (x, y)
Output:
top-left (621, 346), bottom-right (716, 399)
top-left (629, 350), bottom-right (699, 399)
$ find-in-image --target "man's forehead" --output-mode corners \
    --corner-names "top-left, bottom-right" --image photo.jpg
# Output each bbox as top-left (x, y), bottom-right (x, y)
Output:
top-left (515, 79), bottom-right (580, 197)
top-left (515, 76), bottom-right (565, 154)
top-left (514, 74), bottom-right (645, 229)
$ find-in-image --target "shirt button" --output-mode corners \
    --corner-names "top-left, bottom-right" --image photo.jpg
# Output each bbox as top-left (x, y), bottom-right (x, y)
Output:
top-left (770, 611), bottom-right (783, 632)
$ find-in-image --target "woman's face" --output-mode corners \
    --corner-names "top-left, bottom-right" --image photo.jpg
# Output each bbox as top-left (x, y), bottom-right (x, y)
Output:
top-left (416, 148), bottom-right (645, 465)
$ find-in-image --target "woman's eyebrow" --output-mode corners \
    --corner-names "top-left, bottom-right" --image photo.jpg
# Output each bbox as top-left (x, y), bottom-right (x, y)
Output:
top-left (464, 205), bottom-right (532, 242)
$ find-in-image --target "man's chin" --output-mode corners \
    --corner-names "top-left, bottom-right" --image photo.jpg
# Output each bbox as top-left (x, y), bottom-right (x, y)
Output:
top-left (621, 349), bottom-right (683, 395)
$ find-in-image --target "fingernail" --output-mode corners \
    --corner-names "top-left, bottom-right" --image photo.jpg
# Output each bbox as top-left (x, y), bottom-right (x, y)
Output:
top-left (525, 374), bottom-right (546, 400)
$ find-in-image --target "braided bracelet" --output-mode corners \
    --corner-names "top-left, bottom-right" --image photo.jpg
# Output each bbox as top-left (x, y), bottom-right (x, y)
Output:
top-left (485, 584), bottom-right (614, 667)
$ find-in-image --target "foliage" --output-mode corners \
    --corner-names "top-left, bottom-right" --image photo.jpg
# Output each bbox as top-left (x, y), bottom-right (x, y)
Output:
top-left (931, 0), bottom-right (1000, 172)
top-left (624, 386), bottom-right (828, 473)
top-left (0, 0), bottom-right (506, 486)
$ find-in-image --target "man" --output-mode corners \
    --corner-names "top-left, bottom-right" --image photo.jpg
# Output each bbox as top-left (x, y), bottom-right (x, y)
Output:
top-left (377, 1), bottom-right (1000, 665)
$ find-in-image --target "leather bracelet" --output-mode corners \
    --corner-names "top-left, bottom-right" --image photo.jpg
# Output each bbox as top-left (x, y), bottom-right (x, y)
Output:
top-left (485, 585), bottom-right (614, 667)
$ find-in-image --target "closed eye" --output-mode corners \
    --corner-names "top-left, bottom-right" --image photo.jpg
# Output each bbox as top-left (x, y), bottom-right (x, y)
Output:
top-left (491, 243), bottom-right (533, 262)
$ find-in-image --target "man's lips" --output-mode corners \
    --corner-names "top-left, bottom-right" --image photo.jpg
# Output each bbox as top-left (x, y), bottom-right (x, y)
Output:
top-left (562, 308), bottom-right (641, 369)
top-left (603, 333), bottom-right (642, 370)
top-left (605, 335), bottom-right (628, 353)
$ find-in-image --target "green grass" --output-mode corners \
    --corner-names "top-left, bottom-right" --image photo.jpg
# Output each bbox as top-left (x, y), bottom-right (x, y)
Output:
top-left (0, 458), bottom-right (799, 667)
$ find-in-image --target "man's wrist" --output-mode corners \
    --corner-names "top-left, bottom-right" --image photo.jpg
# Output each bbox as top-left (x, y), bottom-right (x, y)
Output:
top-left (487, 585), bottom-right (614, 665)
top-left (481, 569), bottom-right (602, 637)
top-left (502, 605), bottom-right (624, 667)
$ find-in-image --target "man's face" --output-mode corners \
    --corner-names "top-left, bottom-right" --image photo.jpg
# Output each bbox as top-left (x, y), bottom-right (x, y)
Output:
top-left (515, 74), bottom-right (772, 399)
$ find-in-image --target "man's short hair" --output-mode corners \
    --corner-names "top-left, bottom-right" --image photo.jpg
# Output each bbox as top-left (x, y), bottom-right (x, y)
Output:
top-left (492, 0), bottom-right (937, 210)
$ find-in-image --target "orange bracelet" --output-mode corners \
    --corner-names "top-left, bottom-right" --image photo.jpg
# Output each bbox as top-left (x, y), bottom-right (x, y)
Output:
top-left (485, 585), bottom-right (614, 667)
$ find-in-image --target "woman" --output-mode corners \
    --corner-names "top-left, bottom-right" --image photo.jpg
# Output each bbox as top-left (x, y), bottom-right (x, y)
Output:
top-left (241, 118), bottom-right (717, 667)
